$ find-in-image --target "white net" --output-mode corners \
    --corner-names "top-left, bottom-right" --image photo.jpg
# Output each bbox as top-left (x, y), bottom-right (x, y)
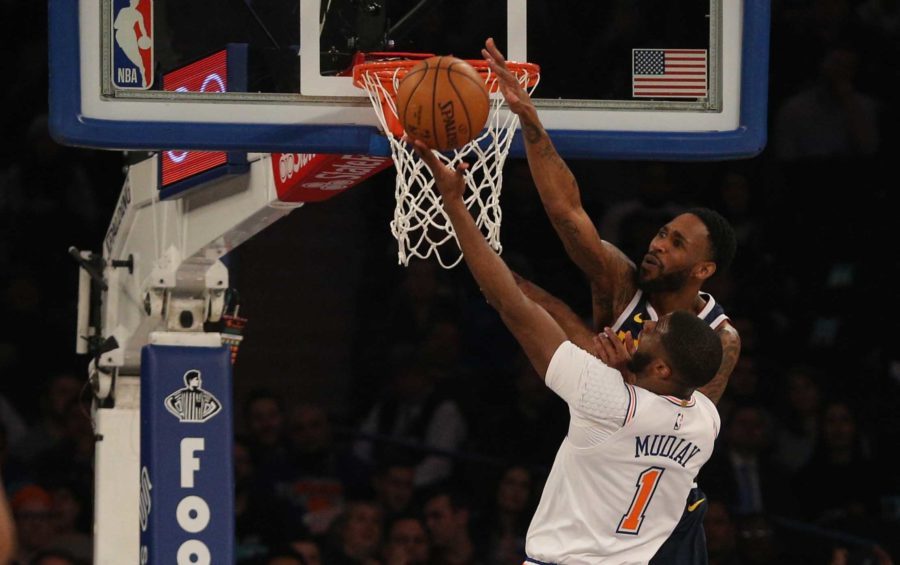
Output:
top-left (356, 61), bottom-right (540, 268)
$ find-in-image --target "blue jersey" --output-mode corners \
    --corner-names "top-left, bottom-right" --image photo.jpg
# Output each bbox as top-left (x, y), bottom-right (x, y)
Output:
top-left (612, 290), bottom-right (729, 345)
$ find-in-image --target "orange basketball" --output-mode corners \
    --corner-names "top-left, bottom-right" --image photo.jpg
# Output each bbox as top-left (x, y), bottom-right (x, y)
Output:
top-left (396, 56), bottom-right (490, 151)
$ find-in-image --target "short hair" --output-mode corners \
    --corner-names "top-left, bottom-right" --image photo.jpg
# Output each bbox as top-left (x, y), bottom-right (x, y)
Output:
top-left (242, 387), bottom-right (284, 418)
top-left (660, 311), bottom-right (723, 389)
top-left (183, 369), bottom-right (201, 386)
top-left (686, 207), bottom-right (736, 274)
top-left (421, 482), bottom-right (471, 512)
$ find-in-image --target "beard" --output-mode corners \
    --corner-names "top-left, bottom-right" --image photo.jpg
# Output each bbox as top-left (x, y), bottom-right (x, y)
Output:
top-left (637, 266), bottom-right (691, 293)
top-left (627, 351), bottom-right (654, 374)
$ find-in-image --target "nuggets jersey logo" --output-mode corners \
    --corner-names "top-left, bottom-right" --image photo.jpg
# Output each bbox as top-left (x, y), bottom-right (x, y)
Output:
top-left (613, 290), bottom-right (728, 345)
top-left (112, 0), bottom-right (153, 89)
top-left (164, 370), bottom-right (222, 423)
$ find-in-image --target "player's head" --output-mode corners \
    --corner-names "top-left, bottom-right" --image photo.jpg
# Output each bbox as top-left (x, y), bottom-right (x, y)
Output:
top-left (628, 311), bottom-right (722, 395)
top-left (638, 208), bottom-right (736, 293)
top-left (183, 369), bottom-right (202, 389)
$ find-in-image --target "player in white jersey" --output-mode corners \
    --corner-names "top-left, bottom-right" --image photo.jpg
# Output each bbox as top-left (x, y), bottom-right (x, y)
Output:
top-left (413, 141), bottom-right (724, 564)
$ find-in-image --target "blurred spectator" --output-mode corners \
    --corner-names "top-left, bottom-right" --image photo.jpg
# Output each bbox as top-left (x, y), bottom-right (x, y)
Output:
top-left (772, 366), bottom-right (823, 473)
top-left (10, 485), bottom-right (54, 564)
top-left (794, 400), bottom-right (881, 526)
top-left (419, 319), bottom-right (470, 385)
top-left (234, 436), bottom-right (299, 563)
top-left (724, 355), bottom-right (765, 406)
top-left (270, 402), bottom-right (372, 536)
top-left (290, 539), bottom-right (323, 565)
top-left (384, 259), bottom-right (460, 346)
top-left (10, 375), bottom-right (82, 466)
top-left (712, 171), bottom-right (764, 254)
top-left (597, 162), bottom-right (684, 263)
top-left (483, 466), bottom-right (533, 565)
top-left (242, 389), bottom-right (290, 471)
top-left (700, 403), bottom-right (796, 518)
top-left (29, 400), bottom-right (94, 505)
top-left (704, 500), bottom-right (741, 565)
top-left (774, 47), bottom-right (879, 161)
top-left (321, 500), bottom-right (382, 565)
top-left (372, 458), bottom-right (416, 523)
top-left (733, 513), bottom-right (797, 565)
top-left (423, 486), bottom-right (482, 565)
top-left (381, 515), bottom-right (430, 565)
top-left (474, 352), bottom-right (568, 468)
top-left (354, 347), bottom-right (467, 488)
top-left (829, 544), bottom-right (895, 565)
top-left (43, 483), bottom-right (91, 563)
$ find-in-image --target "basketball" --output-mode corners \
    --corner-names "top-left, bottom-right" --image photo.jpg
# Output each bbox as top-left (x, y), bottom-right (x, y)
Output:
top-left (396, 56), bottom-right (490, 151)
top-left (138, 36), bottom-right (152, 49)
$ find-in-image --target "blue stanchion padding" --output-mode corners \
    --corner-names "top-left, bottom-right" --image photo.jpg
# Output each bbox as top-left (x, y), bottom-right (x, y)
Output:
top-left (140, 345), bottom-right (233, 565)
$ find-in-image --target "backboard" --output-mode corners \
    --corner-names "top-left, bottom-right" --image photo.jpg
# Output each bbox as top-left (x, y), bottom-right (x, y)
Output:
top-left (49, 0), bottom-right (769, 159)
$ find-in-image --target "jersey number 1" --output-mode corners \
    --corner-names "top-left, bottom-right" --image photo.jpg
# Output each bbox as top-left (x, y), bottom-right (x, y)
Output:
top-left (617, 466), bottom-right (665, 535)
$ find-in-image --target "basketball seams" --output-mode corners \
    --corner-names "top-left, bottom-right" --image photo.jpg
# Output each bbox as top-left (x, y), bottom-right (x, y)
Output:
top-left (447, 62), bottom-right (489, 141)
top-left (396, 56), bottom-right (489, 151)
top-left (432, 57), bottom-right (442, 149)
top-left (398, 62), bottom-right (430, 135)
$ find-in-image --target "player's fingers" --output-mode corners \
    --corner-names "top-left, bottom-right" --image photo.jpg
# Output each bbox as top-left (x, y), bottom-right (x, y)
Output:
top-left (484, 57), bottom-right (517, 87)
top-left (605, 327), bottom-right (632, 358)
top-left (624, 331), bottom-right (636, 355)
top-left (412, 139), bottom-right (440, 168)
top-left (595, 332), bottom-right (617, 360)
top-left (592, 336), bottom-right (611, 363)
top-left (485, 37), bottom-right (508, 65)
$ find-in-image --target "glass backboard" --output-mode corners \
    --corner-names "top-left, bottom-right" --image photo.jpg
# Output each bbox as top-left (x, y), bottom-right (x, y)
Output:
top-left (49, 0), bottom-right (769, 159)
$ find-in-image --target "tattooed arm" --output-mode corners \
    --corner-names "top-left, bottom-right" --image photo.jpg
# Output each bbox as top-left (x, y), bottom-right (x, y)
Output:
top-left (698, 322), bottom-right (741, 405)
top-left (512, 272), bottom-right (598, 352)
top-left (482, 38), bottom-right (637, 325)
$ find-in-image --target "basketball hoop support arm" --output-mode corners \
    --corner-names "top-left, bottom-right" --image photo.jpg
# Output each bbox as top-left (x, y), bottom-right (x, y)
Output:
top-left (79, 148), bottom-right (389, 564)
top-left (83, 151), bottom-right (298, 564)
top-left (92, 152), bottom-right (297, 380)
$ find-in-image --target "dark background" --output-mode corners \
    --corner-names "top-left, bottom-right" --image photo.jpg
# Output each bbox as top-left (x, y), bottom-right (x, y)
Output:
top-left (1, 1), bottom-right (898, 564)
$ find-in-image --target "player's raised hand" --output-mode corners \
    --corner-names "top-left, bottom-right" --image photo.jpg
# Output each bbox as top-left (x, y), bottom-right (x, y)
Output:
top-left (482, 37), bottom-right (535, 118)
top-left (411, 138), bottom-right (469, 204)
top-left (594, 328), bottom-right (637, 383)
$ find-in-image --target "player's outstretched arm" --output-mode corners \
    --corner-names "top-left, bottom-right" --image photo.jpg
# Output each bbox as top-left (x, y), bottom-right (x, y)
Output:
top-left (512, 272), bottom-right (597, 352)
top-left (414, 141), bottom-right (566, 378)
top-left (482, 37), bottom-right (635, 321)
top-left (698, 323), bottom-right (741, 405)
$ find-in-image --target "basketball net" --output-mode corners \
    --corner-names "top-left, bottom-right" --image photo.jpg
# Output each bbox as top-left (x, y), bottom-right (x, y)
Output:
top-left (353, 56), bottom-right (540, 268)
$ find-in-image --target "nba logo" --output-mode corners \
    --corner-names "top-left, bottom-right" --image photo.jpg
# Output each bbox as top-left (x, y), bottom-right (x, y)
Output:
top-left (112, 0), bottom-right (153, 89)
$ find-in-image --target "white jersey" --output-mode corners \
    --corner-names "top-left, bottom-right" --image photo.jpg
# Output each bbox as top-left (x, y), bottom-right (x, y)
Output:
top-left (525, 342), bottom-right (720, 565)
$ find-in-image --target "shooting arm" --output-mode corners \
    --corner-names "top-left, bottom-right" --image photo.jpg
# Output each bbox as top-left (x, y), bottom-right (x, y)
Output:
top-left (698, 323), bottom-right (741, 405)
top-left (512, 272), bottom-right (597, 352)
top-left (519, 113), bottom-right (613, 281)
top-left (482, 39), bottom-right (635, 321)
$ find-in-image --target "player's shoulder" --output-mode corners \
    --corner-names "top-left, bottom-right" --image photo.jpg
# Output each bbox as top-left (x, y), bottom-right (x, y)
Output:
top-left (693, 390), bottom-right (722, 433)
top-left (715, 321), bottom-right (741, 347)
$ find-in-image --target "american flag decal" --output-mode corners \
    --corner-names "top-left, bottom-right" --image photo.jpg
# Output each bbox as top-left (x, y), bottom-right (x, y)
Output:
top-left (632, 49), bottom-right (708, 99)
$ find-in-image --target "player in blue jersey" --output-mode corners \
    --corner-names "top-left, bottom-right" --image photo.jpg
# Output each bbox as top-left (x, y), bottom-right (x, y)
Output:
top-left (414, 138), bottom-right (724, 563)
top-left (483, 38), bottom-right (741, 563)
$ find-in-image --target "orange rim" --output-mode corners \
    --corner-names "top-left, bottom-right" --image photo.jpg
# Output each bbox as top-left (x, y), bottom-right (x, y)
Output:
top-left (352, 58), bottom-right (541, 94)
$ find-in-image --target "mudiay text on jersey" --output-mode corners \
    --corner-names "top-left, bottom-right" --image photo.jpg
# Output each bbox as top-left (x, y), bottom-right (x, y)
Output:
top-left (634, 435), bottom-right (702, 468)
